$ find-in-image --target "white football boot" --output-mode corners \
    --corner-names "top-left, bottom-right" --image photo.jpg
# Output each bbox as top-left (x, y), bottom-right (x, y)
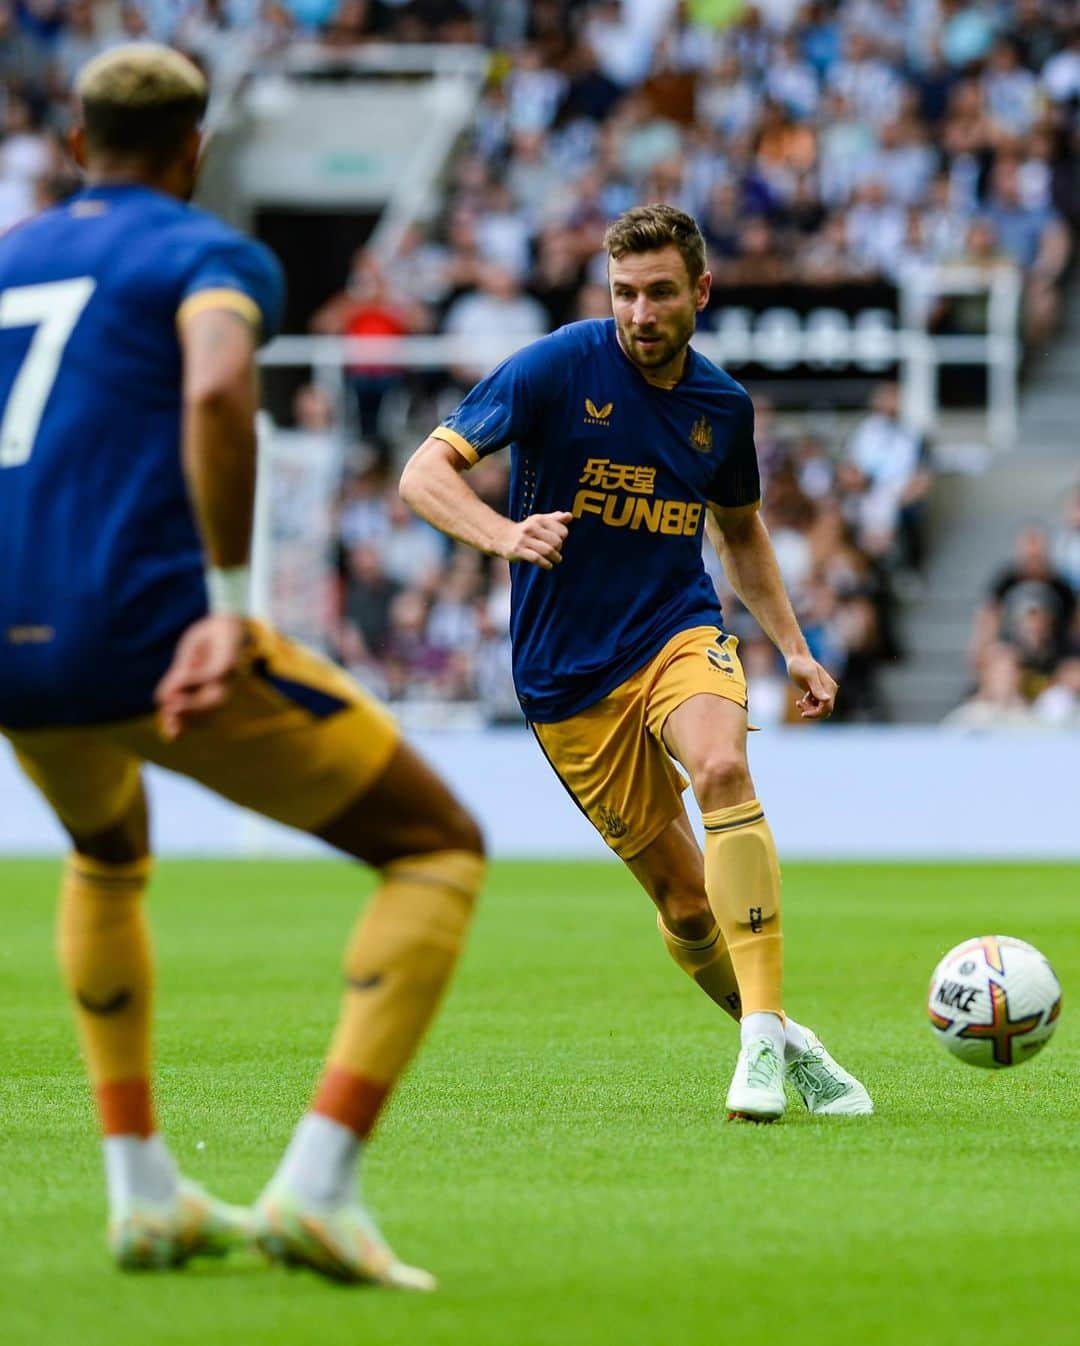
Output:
top-left (252, 1181), bottom-right (436, 1290)
top-left (786, 1029), bottom-right (874, 1116)
top-left (109, 1178), bottom-right (250, 1270)
top-left (725, 1036), bottom-right (787, 1122)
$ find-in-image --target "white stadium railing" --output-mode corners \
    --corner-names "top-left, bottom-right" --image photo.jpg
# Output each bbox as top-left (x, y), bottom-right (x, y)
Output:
top-left (258, 265), bottom-right (1023, 451)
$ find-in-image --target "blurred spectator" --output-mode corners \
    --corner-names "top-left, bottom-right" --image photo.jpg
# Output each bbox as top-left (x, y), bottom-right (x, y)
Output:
top-left (442, 264), bottom-right (548, 381)
top-left (970, 525), bottom-right (1077, 685)
top-left (1008, 594), bottom-right (1063, 699)
top-left (982, 37), bottom-right (1039, 137)
top-left (842, 382), bottom-right (932, 577)
top-left (1041, 25), bottom-right (1080, 104)
top-left (339, 544), bottom-right (400, 665)
top-left (339, 467), bottom-right (389, 550)
top-left (942, 644), bottom-right (1036, 729)
top-left (984, 157), bottom-right (1071, 343)
top-left (1033, 656), bottom-right (1080, 728)
top-left (428, 549), bottom-right (483, 654)
top-left (380, 491), bottom-right (447, 590)
top-left (473, 599), bottom-right (519, 724)
top-left (309, 249), bottom-right (430, 453)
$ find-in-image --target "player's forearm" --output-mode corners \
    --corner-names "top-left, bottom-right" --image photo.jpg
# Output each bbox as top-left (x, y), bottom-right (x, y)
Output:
top-left (180, 309), bottom-right (260, 571)
top-left (714, 513), bottom-right (810, 660)
top-left (183, 386), bottom-right (258, 567)
top-left (400, 441), bottom-right (513, 557)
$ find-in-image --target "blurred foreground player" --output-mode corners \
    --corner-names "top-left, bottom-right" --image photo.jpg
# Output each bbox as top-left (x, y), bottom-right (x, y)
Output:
top-left (0, 45), bottom-right (484, 1287)
top-left (402, 204), bottom-right (871, 1123)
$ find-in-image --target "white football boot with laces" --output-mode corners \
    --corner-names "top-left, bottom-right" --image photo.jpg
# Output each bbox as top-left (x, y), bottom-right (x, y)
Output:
top-left (786, 1029), bottom-right (874, 1116)
top-left (725, 1036), bottom-right (787, 1122)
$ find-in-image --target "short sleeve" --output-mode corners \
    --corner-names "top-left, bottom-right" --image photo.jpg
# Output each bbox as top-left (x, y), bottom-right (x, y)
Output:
top-left (177, 237), bottom-right (285, 346)
top-left (431, 332), bottom-right (571, 466)
top-left (707, 390), bottom-right (761, 509)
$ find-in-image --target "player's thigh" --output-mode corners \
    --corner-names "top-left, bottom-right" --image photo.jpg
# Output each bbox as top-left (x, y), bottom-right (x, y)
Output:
top-left (121, 624), bottom-right (475, 851)
top-left (532, 685), bottom-right (685, 862)
top-left (316, 738), bottom-right (482, 867)
top-left (663, 694), bottom-right (750, 783)
top-left (4, 724), bottom-right (148, 860)
top-left (625, 811), bottom-right (713, 938)
top-left (647, 628), bottom-right (754, 803)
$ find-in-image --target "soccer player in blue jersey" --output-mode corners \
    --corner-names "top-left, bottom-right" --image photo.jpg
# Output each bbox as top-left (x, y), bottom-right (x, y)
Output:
top-left (402, 203), bottom-right (872, 1123)
top-left (0, 45), bottom-right (485, 1286)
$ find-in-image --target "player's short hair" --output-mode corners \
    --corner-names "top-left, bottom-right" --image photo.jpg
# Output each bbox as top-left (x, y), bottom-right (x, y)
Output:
top-left (76, 44), bottom-right (208, 169)
top-left (603, 204), bottom-right (707, 286)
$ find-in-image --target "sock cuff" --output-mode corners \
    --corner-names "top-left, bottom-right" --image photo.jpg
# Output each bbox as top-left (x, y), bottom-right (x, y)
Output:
top-left (656, 911), bottom-right (723, 951)
top-left (381, 849), bottom-right (486, 904)
top-left (66, 852), bottom-right (153, 889)
top-left (701, 798), bottom-right (765, 833)
top-left (313, 1065), bottom-right (391, 1139)
top-left (97, 1078), bottom-right (155, 1137)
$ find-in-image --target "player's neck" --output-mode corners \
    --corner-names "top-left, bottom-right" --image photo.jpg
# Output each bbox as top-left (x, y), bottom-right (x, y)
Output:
top-left (615, 329), bottom-right (688, 390)
top-left (84, 163), bottom-right (190, 201)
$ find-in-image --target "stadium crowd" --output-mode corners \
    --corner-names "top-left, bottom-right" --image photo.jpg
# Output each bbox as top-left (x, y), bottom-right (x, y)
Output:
top-left (4, 0), bottom-right (1079, 723)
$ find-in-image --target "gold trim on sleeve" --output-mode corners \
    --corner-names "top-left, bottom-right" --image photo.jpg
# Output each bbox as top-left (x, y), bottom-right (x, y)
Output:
top-left (176, 287), bottom-right (262, 333)
top-left (431, 425), bottom-right (480, 465)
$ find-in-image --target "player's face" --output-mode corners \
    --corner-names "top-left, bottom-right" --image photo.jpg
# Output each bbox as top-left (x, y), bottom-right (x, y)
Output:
top-left (609, 247), bottom-right (711, 382)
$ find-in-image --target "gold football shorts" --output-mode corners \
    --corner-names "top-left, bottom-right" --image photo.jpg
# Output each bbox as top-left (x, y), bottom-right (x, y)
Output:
top-left (3, 622), bottom-right (400, 837)
top-left (531, 625), bottom-right (749, 860)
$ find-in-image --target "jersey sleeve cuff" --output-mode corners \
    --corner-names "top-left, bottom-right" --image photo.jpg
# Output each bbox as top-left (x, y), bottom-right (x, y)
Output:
top-left (431, 425), bottom-right (480, 465)
top-left (176, 287), bottom-right (263, 334)
top-left (707, 497), bottom-right (761, 514)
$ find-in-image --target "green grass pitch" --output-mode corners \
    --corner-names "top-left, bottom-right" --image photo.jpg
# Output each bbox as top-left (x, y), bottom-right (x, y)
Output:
top-left (1, 858), bottom-right (1078, 1346)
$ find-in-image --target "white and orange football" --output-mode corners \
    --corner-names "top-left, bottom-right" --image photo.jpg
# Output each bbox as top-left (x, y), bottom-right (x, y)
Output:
top-left (927, 935), bottom-right (1062, 1069)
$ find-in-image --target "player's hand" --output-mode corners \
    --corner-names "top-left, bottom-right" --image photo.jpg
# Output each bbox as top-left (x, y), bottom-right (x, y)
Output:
top-left (497, 511), bottom-right (573, 569)
top-left (786, 652), bottom-right (837, 720)
top-left (154, 614), bottom-right (248, 740)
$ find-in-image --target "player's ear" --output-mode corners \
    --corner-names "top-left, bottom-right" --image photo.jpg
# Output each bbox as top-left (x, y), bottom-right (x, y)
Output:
top-left (178, 128), bottom-right (204, 201)
top-left (696, 270), bottom-right (712, 313)
top-left (69, 125), bottom-right (88, 171)
top-left (185, 128), bottom-right (204, 174)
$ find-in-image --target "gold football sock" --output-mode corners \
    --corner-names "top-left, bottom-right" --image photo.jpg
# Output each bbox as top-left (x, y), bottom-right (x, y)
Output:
top-left (312, 849), bottom-right (484, 1138)
top-left (701, 799), bottom-right (783, 1017)
top-left (656, 913), bottom-right (741, 1020)
top-left (56, 853), bottom-right (155, 1137)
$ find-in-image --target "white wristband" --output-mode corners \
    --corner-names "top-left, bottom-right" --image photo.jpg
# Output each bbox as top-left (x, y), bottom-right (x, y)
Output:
top-left (206, 565), bottom-right (251, 616)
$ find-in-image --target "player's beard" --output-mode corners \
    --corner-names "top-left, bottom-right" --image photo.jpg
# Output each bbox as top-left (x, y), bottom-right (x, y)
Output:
top-left (617, 305), bottom-right (697, 381)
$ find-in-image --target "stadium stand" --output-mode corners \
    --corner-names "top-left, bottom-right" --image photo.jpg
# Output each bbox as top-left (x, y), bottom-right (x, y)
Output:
top-left (5, 0), bottom-right (1078, 725)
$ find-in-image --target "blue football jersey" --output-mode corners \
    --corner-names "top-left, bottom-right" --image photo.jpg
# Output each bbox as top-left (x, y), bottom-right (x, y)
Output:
top-left (0, 183), bottom-right (283, 728)
top-left (433, 319), bottom-right (760, 723)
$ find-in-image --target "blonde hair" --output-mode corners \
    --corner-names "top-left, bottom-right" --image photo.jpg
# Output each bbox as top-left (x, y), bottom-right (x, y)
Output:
top-left (603, 204), bottom-right (707, 285)
top-left (76, 44), bottom-right (208, 167)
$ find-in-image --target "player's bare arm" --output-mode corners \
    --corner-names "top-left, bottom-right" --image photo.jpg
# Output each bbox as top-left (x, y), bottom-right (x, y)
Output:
top-left (400, 435), bottom-right (572, 570)
top-left (155, 306), bottom-right (260, 737)
top-left (708, 502), bottom-right (837, 719)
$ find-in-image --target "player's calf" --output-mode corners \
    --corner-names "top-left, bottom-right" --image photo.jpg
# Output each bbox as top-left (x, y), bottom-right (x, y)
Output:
top-left (259, 747), bottom-right (485, 1285)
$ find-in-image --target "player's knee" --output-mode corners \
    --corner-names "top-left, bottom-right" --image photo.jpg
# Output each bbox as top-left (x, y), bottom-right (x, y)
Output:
top-left (691, 751), bottom-right (751, 809)
top-left (661, 894), bottom-right (715, 943)
top-left (647, 868), bottom-right (713, 941)
top-left (433, 798), bottom-right (485, 860)
top-left (69, 808), bottom-right (149, 866)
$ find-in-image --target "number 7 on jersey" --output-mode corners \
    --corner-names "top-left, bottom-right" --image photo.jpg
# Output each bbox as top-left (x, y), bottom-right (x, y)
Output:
top-left (0, 277), bottom-right (96, 468)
